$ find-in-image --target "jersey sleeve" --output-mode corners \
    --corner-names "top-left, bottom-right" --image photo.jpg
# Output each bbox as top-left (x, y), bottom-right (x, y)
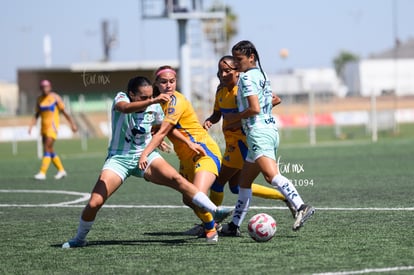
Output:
top-left (114, 92), bottom-right (130, 105)
top-left (240, 73), bottom-right (259, 98)
top-left (53, 93), bottom-right (66, 111)
top-left (163, 94), bottom-right (185, 125)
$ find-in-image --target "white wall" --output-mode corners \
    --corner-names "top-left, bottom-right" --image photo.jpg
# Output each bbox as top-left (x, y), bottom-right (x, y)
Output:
top-left (270, 68), bottom-right (347, 97)
top-left (0, 82), bottom-right (18, 115)
top-left (344, 59), bottom-right (414, 97)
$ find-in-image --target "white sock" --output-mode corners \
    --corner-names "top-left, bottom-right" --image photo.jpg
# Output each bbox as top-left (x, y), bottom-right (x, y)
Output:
top-left (232, 188), bottom-right (252, 227)
top-left (75, 218), bottom-right (94, 241)
top-left (271, 174), bottom-right (304, 210)
top-left (192, 191), bottom-right (217, 214)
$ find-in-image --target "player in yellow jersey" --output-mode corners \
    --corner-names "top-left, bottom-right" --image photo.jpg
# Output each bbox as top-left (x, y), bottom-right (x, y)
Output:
top-left (181, 56), bottom-right (296, 236)
top-left (139, 66), bottom-right (232, 243)
top-left (28, 80), bottom-right (77, 180)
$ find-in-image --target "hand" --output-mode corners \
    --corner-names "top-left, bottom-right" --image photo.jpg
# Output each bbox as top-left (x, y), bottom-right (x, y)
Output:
top-left (139, 154), bottom-right (148, 170)
top-left (188, 142), bottom-right (206, 156)
top-left (272, 95), bottom-right (282, 106)
top-left (158, 141), bottom-right (172, 153)
top-left (71, 124), bottom-right (78, 133)
top-left (203, 120), bottom-right (213, 130)
top-left (153, 94), bottom-right (170, 104)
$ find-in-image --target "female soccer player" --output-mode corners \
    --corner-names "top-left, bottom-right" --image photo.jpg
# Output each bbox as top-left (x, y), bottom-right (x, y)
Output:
top-left (139, 66), bottom-right (227, 242)
top-left (28, 80), bottom-right (78, 180)
top-left (62, 76), bottom-right (230, 248)
top-left (184, 56), bottom-right (296, 236)
top-left (204, 55), bottom-right (295, 214)
top-left (221, 41), bottom-right (315, 236)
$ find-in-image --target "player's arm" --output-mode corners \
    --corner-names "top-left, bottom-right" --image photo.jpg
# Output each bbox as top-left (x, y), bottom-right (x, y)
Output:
top-left (138, 121), bottom-right (204, 170)
top-left (115, 94), bottom-right (170, 114)
top-left (61, 109), bottom-right (78, 133)
top-left (272, 94), bottom-right (282, 107)
top-left (203, 110), bottom-right (221, 130)
top-left (28, 111), bottom-right (40, 135)
top-left (223, 95), bottom-right (260, 121)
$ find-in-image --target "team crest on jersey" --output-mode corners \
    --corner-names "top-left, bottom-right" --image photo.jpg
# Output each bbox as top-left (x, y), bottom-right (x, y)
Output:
top-left (228, 145), bottom-right (235, 152)
top-left (144, 111), bottom-right (155, 122)
top-left (170, 95), bottom-right (177, 106)
top-left (168, 107), bottom-right (175, 114)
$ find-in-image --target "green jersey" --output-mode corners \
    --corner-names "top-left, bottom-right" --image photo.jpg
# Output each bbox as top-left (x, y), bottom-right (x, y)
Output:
top-left (108, 92), bottom-right (164, 156)
top-left (236, 68), bottom-right (276, 132)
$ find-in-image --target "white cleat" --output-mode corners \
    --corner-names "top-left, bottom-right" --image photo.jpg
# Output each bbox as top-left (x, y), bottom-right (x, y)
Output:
top-left (54, 171), bottom-right (67, 180)
top-left (34, 173), bottom-right (46, 180)
top-left (62, 238), bottom-right (87, 248)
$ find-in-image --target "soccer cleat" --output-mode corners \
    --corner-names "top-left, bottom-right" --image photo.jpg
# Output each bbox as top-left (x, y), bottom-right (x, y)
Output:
top-left (54, 170), bottom-right (67, 180)
top-left (205, 230), bottom-right (219, 243)
top-left (213, 206), bottom-right (233, 223)
top-left (284, 200), bottom-right (297, 219)
top-left (219, 222), bottom-right (242, 237)
top-left (62, 238), bottom-right (87, 248)
top-left (34, 173), bottom-right (46, 180)
top-left (183, 224), bottom-right (204, 236)
top-left (293, 204), bottom-right (315, 231)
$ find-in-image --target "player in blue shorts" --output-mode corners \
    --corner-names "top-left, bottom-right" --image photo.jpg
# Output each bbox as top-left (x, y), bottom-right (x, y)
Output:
top-left (62, 76), bottom-right (231, 248)
top-left (221, 41), bottom-right (315, 236)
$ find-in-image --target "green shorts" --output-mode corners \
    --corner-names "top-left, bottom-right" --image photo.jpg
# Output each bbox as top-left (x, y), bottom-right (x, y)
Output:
top-left (245, 128), bottom-right (279, 163)
top-left (102, 151), bottom-right (162, 182)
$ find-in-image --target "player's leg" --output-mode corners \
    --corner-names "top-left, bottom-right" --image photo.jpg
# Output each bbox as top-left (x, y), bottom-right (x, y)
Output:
top-left (256, 155), bottom-right (315, 231)
top-left (221, 160), bottom-right (260, 236)
top-left (210, 165), bottom-right (238, 206)
top-left (47, 136), bottom-right (67, 179)
top-left (62, 169), bottom-right (123, 248)
top-left (144, 157), bottom-right (219, 214)
top-left (34, 135), bottom-right (54, 179)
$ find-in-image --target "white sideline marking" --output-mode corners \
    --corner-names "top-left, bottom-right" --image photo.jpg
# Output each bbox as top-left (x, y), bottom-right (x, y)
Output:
top-left (0, 189), bottom-right (90, 206)
top-left (0, 190), bottom-right (413, 211)
top-left (312, 265), bottom-right (414, 275)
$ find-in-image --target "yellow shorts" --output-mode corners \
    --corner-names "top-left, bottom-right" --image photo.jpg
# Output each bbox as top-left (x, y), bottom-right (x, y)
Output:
top-left (179, 138), bottom-right (222, 182)
top-left (222, 135), bottom-right (248, 170)
top-left (41, 128), bottom-right (58, 140)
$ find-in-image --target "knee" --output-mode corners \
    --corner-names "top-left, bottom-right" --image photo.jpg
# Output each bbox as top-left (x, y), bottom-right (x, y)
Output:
top-left (87, 194), bottom-right (105, 210)
top-left (229, 184), bottom-right (239, 194)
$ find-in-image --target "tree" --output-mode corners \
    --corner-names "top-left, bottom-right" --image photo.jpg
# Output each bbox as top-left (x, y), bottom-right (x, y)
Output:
top-left (333, 51), bottom-right (359, 78)
top-left (203, 3), bottom-right (238, 56)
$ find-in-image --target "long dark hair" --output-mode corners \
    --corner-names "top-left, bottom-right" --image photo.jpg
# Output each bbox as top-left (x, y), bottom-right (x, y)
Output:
top-left (127, 76), bottom-right (152, 97)
top-left (232, 40), bottom-right (267, 88)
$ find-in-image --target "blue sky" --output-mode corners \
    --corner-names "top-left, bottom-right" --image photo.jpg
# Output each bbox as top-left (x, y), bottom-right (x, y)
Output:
top-left (1, 0), bottom-right (414, 82)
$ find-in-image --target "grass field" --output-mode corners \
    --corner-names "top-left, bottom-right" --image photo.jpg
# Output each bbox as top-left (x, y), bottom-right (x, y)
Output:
top-left (0, 128), bottom-right (413, 275)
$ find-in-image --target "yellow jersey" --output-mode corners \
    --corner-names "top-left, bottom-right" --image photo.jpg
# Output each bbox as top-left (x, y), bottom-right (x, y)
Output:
top-left (161, 91), bottom-right (219, 161)
top-left (214, 85), bottom-right (245, 140)
top-left (36, 92), bottom-right (65, 137)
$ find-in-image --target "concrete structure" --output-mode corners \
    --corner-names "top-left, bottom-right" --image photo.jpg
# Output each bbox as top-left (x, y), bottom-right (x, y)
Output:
top-left (270, 68), bottom-right (348, 98)
top-left (17, 60), bottom-right (178, 114)
top-left (0, 81), bottom-right (18, 115)
top-left (343, 38), bottom-right (414, 97)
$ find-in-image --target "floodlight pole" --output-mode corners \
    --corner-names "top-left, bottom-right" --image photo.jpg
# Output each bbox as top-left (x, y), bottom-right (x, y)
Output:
top-left (177, 19), bottom-right (191, 102)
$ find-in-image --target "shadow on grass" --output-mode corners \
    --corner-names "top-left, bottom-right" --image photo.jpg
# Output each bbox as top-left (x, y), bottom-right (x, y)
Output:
top-left (51, 233), bottom-right (193, 248)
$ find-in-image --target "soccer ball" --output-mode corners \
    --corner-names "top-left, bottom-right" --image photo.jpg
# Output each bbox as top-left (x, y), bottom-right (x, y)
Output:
top-left (247, 213), bottom-right (277, 242)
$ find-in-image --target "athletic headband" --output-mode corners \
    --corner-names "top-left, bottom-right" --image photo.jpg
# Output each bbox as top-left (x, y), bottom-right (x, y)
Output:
top-left (40, 80), bottom-right (51, 87)
top-left (156, 68), bottom-right (176, 78)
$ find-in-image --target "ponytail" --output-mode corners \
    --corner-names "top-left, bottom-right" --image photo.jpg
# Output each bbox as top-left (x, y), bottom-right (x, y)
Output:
top-left (232, 40), bottom-right (267, 88)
